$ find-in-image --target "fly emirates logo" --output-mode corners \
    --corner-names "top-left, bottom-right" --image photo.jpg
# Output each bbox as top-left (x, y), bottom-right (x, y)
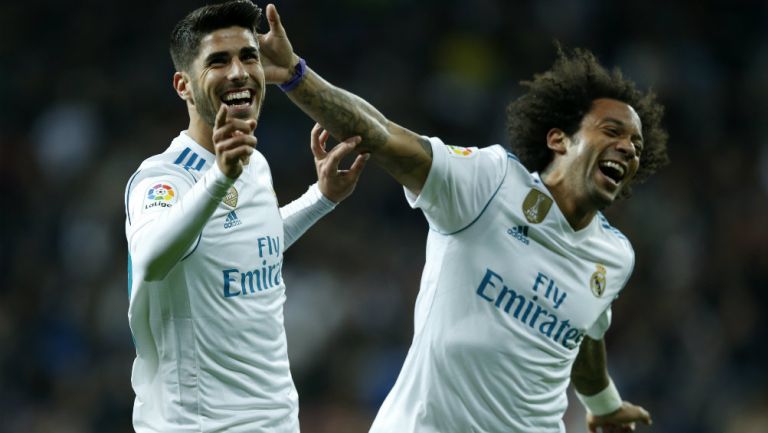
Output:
top-left (475, 269), bottom-right (585, 349)
top-left (222, 235), bottom-right (283, 298)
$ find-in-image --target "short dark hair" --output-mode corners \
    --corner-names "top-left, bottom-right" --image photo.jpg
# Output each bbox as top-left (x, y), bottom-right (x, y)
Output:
top-left (170, 0), bottom-right (262, 72)
top-left (506, 46), bottom-right (669, 198)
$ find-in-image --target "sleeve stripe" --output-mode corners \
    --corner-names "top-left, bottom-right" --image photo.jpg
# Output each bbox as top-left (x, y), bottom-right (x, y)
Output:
top-left (441, 155), bottom-right (510, 236)
top-left (184, 153), bottom-right (198, 169)
top-left (173, 147), bottom-right (191, 165)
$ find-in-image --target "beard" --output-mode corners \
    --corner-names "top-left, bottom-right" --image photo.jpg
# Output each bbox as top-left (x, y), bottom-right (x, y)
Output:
top-left (191, 81), bottom-right (219, 128)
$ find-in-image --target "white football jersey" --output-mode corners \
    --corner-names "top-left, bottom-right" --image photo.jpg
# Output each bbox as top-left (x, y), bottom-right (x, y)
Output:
top-left (369, 138), bottom-right (634, 433)
top-left (125, 132), bottom-right (300, 433)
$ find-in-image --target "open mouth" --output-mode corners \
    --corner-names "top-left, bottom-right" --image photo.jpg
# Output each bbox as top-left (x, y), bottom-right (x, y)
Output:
top-left (221, 89), bottom-right (255, 109)
top-left (598, 160), bottom-right (626, 185)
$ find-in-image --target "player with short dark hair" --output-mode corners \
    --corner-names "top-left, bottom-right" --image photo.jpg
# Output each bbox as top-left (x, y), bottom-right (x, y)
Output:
top-left (257, 3), bottom-right (668, 432)
top-left (124, 1), bottom-right (367, 431)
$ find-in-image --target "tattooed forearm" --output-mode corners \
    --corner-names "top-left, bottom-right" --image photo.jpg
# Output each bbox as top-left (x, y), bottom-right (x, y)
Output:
top-left (287, 68), bottom-right (433, 191)
top-left (290, 72), bottom-right (389, 151)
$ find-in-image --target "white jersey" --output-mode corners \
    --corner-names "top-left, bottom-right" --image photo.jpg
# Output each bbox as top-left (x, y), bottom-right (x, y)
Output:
top-left (370, 138), bottom-right (634, 433)
top-left (125, 132), bottom-right (333, 433)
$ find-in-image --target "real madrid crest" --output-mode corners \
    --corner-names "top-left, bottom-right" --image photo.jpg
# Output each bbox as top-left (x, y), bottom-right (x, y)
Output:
top-left (522, 189), bottom-right (553, 224)
top-left (590, 264), bottom-right (607, 298)
top-left (223, 186), bottom-right (239, 208)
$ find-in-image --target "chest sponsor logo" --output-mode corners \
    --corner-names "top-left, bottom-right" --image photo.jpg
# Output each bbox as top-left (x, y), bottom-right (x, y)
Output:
top-left (223, 186), bottom-right (239, 208)
top-left (590, 264), bottom-right (607, 297)
top-left (507, 225), bottom-right (530, 245)
top-left (522, 188), bottom-right (552, 224)
top-left (222, 235), bottom-right (282, 298)
top-left (476, 269), bottom-right (585, 350)
top-left (143, 182), bottom-right (177, 212)
top-left (224, 210), bottom-right (242, 229)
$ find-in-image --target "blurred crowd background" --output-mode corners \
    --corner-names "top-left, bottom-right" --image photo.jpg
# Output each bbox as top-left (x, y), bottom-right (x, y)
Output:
top-left (1, 0), bottom-right (767, 432)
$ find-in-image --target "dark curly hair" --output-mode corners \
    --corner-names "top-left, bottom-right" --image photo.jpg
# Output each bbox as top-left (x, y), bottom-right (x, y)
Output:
top-left (506, 46), bottom-right (669, 199)
top-left (170, 0), bottom-right (262, 73)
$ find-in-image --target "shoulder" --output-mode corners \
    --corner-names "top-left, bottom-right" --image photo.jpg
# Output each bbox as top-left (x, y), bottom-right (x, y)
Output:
top-left (596, 212), bottom-right (635, 258)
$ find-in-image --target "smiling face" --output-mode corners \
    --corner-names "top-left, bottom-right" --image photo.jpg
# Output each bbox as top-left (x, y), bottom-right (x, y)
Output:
top-left (550, 98), bottom-right (644, 211)
top-left (181, 26), bottom-right (265, 128)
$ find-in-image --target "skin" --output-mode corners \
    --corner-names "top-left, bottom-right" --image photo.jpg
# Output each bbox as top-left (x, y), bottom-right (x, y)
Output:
top-left (541, 98), bottom-right (644, 230)
top-left (258, 3), bottom-right (651, 430)
top-left (172, 25), bottom-right (366, 201)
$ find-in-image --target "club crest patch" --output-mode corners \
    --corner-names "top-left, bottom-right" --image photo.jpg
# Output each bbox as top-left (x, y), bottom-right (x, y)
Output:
top-left (522, 189), bottom-right (552, 224)
top-left (223, 186), bottom-right (239, 208)
top-left (590, 264), bottom-right (607, 297)
top-left (446, 145), bottom-right (477, 157)
top-left (143, 182), bottom-right (177, 212)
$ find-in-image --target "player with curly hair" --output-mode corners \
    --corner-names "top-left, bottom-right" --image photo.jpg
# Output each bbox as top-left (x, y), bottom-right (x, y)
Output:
top-left (259, 3), bottom-right (668, 432)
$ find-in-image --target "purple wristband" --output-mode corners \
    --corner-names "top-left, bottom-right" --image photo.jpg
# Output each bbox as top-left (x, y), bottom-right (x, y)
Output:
top-left (279, 58), bottom-right (307, 92)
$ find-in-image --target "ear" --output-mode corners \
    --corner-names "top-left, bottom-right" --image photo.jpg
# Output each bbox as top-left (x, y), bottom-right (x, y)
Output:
top-left (173, 72), bottom-right (192, 102)
top-left (546, 128), bottom-right (569, 155)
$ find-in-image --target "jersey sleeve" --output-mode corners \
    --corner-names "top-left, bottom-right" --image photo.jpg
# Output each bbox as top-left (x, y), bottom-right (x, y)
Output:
top-left (585, 306), bottom-right (612, 340)
top-left (279, 183), bottom-right (336, 251)
top-left (125, 162), bottom-right (234, 282)
top-left (404, 137), bottom-right (509, 234)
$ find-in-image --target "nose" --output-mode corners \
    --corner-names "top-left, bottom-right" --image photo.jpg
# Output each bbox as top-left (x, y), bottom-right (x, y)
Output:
top-left (227, 58), bottom-right (249, 82)
top-left (615, 137), bottom-right (637, 159)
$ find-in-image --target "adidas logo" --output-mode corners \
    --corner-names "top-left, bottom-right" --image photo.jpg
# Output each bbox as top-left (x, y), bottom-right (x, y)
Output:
top-left (224, 210), bottom-right (242, 229)
top-left (507, 225), bottom-right (530, 245)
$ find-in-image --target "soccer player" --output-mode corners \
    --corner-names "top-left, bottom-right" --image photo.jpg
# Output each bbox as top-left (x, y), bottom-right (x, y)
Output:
top-left (123, 2), bottom-right (367, 432)
top-left (258, 3), bottom-right (668, 433)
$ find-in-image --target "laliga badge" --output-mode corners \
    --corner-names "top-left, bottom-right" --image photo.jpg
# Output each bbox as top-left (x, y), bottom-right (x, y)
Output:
top-left (143, 182), bottom-right (177, 212)
top-left (522, 189), bottom-right (552, 224)
top-left (590, 264), bottom-right (607, 298)
top-left (446, 145), bottom-right (477, 157)
top-left (223, 186), bottom-right (239, 208)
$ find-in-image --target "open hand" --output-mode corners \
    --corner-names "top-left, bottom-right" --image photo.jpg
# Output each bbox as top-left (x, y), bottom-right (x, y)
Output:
top-left (587, 401), bottom-right (652, 433)
top-left (258, 3), bottom-right (298, 84)
top-left (311, 123), bottom-right (369, 203)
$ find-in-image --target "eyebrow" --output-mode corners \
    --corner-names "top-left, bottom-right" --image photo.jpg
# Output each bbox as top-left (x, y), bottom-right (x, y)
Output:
top-left (602, 117), bottom-right (644, 143)
top-left (203, 46), bottom-right (258, 64)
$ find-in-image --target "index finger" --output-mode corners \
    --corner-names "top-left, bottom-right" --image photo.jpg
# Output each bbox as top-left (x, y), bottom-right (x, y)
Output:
top-left (215, 104), bottom-right (228, 130)
top-left (325, 136), bottom-right (362, 167)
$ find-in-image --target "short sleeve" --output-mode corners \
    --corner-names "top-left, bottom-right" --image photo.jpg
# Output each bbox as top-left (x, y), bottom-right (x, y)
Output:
top-left (405, 137), bottom-right (509, 234)
top-left (586, 307), bottom-right (613, 340)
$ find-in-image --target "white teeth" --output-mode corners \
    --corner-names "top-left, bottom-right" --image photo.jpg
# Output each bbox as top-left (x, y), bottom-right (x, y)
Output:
top-left (223, 90), bottom-right (251, 102)
top-left (599, 161), bottom-right (625, 178)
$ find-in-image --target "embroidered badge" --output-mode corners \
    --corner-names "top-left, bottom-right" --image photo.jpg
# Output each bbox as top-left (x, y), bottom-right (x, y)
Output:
top-left (143, 182), bottom-right (177, 212)
top-left (590, 264), bottom-right (607, 298)
top-left (223, 186), bottom-right (239, 208)
top-left (522, 189), bottom-right (552, 224)
top-left (446, 145), bottom-right (477, 157)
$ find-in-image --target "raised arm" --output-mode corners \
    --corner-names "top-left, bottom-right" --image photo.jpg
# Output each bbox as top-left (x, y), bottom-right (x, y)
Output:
top-left (572, 337), bottom-right (653, 433)
top-left (258, 3), bottom-right (432, 194)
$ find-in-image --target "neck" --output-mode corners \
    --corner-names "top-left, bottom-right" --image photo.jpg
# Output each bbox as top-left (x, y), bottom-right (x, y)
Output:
top-left (540, 168), bottom-right (596, 231)
top-left (186, 109), bottom-right (214, 153)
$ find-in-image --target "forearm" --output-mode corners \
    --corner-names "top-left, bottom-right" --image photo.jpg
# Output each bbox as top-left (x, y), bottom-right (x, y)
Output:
top-left (288, 68), bottom-right (390, 151)
top-left (287, 67), bottom-right (431, 192)
top-left (130, 165), bottom-right (234, 281)
top-left (572, 336), bottom-right (611, 395)
top-left (279, 183), bottom-right (336, 250)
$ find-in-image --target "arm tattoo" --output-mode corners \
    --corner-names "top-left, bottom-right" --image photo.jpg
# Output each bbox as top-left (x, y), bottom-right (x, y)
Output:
top-left (292, 83), bottom-right (389, 151)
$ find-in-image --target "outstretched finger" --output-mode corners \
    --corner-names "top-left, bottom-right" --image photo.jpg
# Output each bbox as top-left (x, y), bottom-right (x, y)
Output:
top-left (347, 152), bottom-right (370, 179)
top-left (215, 104), bottom-right (228, 130)
top-left (266, 4), bottom-right (287, 37)
top-left (310, 123), bottom-right (329, 160)
top-left (325, 136), bottom-right (362, 167)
